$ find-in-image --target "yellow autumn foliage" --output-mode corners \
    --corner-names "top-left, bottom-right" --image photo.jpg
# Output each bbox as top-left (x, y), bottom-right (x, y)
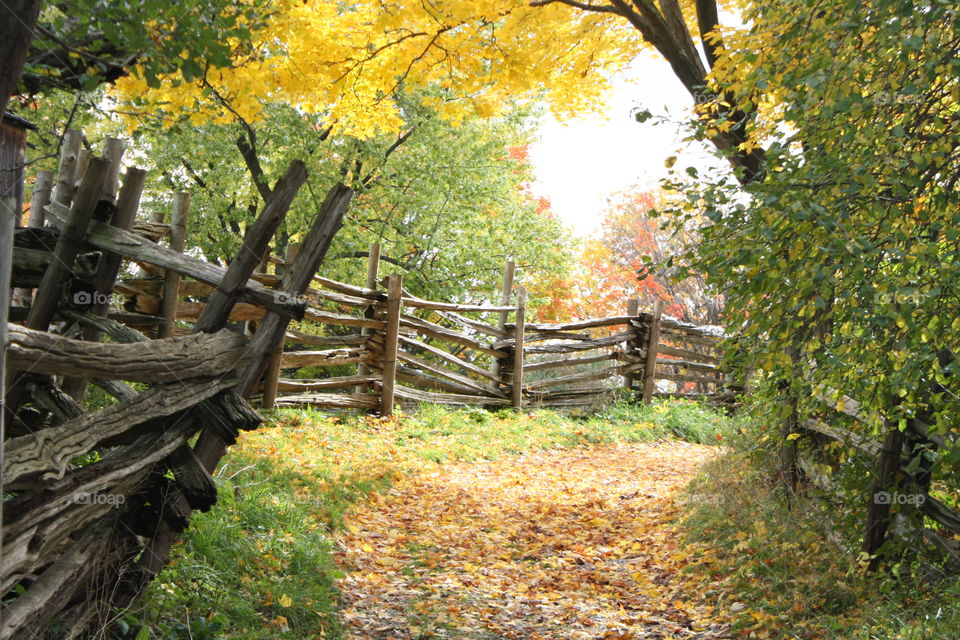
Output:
top-left (113, 0), bottom-right (743, 137)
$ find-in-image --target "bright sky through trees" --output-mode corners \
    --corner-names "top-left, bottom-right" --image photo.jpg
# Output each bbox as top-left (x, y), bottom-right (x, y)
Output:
top-left (529, 48), bottom-right (724, 237)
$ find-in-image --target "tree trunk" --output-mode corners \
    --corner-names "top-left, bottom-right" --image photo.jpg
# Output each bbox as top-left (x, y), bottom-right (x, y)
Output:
top-left (0, 0), bottom-right (41, 115)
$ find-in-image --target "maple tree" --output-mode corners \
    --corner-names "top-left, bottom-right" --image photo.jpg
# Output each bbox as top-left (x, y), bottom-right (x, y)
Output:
top-left (534, 189), bottom-right (719, 324)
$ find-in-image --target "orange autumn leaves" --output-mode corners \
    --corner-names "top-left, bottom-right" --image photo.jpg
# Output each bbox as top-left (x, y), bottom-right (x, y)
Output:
top-left (335, 442), bottom-right (733, 639)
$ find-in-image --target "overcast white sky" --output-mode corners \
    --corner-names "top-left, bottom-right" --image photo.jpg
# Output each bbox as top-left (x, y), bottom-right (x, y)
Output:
top-left (528, 53), bottom-right (719, 237)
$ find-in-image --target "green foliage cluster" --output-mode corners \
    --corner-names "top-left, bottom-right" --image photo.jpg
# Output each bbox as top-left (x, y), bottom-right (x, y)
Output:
top-left (20, 90), bottom-right (575, 310)
top-left (21, 0), bottom-right (266, 94)
top-left (663, 0), bottom-right (960, 507)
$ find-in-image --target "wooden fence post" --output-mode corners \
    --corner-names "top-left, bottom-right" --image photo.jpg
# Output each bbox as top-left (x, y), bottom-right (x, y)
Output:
top-left (380, 274), bottom-right (403, 416)
top-left (641, 300), bottom-right (664, 404)
top-left (26, 169), bottom-right (52, 228)
top-left (261, 244), bottom-right (300, 409)
top-left (863, 424), bottom-right (904, 570)
top-left (492, 260), bottom-right (515, 383)
top-left (158, 193), bottom-right (190, 338)
top-left (623, 298), bottom-right (639, 392)
top-left (51, 129), bottom-right (82, 207)
top-left (1, 114), bottom-right (30, 517)
top-left (356, 242), bottom-right (381, 393)
top-left (61, 166), bottom-right (147, 400)
top-left (512, 286), bottom-right (526, 410)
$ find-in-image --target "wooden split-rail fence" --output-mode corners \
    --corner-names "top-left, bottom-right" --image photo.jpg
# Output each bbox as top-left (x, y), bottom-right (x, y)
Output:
top-left (240, 261), bottom-right (738, 414)
top-left (0, 118), bottom-right (739, 638)
top-left (0, 120), bottom-right (354, 638)
top-left (789, 387), bottom-right (960, 569)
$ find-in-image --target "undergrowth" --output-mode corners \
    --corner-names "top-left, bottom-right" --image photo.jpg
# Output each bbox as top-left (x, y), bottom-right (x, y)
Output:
top-left (128, 399), bottom-right (738, 639)
top-left (679, 405), bottom-right (960, 639)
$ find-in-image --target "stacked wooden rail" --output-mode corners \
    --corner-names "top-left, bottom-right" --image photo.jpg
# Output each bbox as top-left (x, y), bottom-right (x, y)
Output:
top-left (248, 253), bottom-right (739, 414)
top-left (1, 122), bottom-right (354, 639)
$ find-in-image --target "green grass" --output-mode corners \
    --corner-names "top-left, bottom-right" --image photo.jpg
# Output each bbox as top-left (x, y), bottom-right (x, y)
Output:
top-left (124, 399), bottom-right (739, 640)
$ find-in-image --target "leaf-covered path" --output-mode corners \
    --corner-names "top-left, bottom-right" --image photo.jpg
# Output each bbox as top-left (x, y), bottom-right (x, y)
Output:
top-left (335, 441), bottom-right (732, 639)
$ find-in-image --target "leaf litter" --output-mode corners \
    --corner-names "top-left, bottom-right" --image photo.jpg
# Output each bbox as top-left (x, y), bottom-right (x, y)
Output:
top-left (335, 441), bottom-right (733, 639)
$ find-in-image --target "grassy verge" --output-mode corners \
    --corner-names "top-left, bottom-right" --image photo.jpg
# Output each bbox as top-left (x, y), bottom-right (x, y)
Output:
top-left (678, 420), bottom-right (960, 639)
top-left (125, 399), bottom-right (737, 639)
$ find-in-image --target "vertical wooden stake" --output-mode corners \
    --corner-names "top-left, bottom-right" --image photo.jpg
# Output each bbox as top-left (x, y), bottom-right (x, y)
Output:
top-left (641, 300), bottom-right (664, 404)
top-left (623, 298), bottom-right (639, 392)
top-left (99, 137), bottom-right (125, 204)
top-left (380, 274), bottom-right (403, 416)
top-left (262, 243), bottom-right (300, 409)
top-left (512, 286), bottom-right (526, 411)
top-left (19, 146), bottom-right (49, 302)
top-left (356, 242), bottom-right (381, 393)
top-left (863, 425), bottom-right (904, 570)
top-left (27, 158), bottom-right (110, 331)
top-left (260, 346), bottom-right (283, 410)
top-left (158, 193), bottom-right (190, 338)
top-left (1, 113), bottom-right (31, 587)
top-left (61, 167), bottom-right (147, 400)
top-left (51, 129), bottom-right (82, 207)
top-left (491, 260), bottom-right (515, 382)
top-left (26, 169), bottom-right (53, 228)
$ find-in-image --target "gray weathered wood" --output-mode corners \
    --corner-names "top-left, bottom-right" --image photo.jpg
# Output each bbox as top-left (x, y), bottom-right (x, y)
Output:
top-left (5, 376), bottom-right (236, 483)
top-left (280, 348), bottom-right (364, 369)
top-left (306, 307), bottom-right (385, 329)
top-left (274, 375), bottom-right (381, 392)
top-left (44, 202), bottom-right (304, 319)
top-left (26, 158), bottom-right (110, 331)
top-left (158, 192), bottom-right (189, 338)
top-left (7, 325), bottom-right (249, 382)
top-left (399, 334), bottom-right (504, 384)
top-left (397, 350), bottom-right (506, 397)
top-left (401, 313), bottom-right (505, 358)
top-left (516, 315), bottom-right (635, 333)
top-left (623, 298), bottom-right (639, 391)
top-left (60, 167), bottom-right (147, 399)
top-left (26, 169), bottom-right (53, 228)
top-left (99, 137), bottom-right (125, 203)
top-left (272, 392), bottom-right (379, 409)
top-left (525, 351), bottom-right (626, 372)
top-left (285, 329), bottom-right (365, 347)
top-left (525, 362), bottom-right (644, 390)
top-left (166, 445), bottom-right (217, 511)
top-left (641, 301), bottom-right (664, 404)
top-left (356, 242), bottom-right (381, 392)
top-left (51, 129), bottom-right (82, 207)
top-left (380, 274), bottom-right (403, 416)
top-left (394, 384), bottom-right (512, 407)
top-left (512, 287), bottom-right (526, 410)
top-left (522, 330), bottom-right (636, 355)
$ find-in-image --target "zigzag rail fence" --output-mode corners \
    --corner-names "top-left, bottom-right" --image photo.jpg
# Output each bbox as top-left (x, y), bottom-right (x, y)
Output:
top-left (0, 119), bottom-right (740, 638)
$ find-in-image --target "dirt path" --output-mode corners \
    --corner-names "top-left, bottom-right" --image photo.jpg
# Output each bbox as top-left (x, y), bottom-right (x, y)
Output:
top-left (335, 441), bottom-right (731, 639)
